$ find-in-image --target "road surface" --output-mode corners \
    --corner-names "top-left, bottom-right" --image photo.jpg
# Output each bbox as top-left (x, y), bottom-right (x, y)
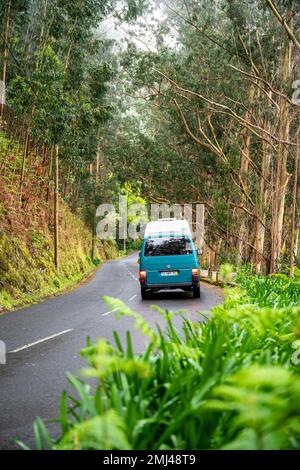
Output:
top-left (0, 252), bottom-right (223, 449)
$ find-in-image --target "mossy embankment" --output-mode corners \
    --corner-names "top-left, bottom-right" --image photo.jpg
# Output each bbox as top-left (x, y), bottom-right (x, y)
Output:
top-left (0, 211), bottom-right (119, 312)
top-left (0, 131), bottom-right (119, 312)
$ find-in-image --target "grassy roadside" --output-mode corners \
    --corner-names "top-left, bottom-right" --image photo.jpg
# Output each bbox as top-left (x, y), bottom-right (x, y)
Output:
top-left (0, 237), bottom-right (122, 313)
top-left (0, 205), bottom-right (120, 312)
top-left (0, 260), bottom-right (97, 314)
top-left (1, 249), bottom-right (138, 314)
top-left (0, 242), bottom-right (137, 314)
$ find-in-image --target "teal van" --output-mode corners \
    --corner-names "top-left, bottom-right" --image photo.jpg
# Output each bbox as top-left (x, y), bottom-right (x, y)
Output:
top-left (139, 219), bottom-right (201, 299)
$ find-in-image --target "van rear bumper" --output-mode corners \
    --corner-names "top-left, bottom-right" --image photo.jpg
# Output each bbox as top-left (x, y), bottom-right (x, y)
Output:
top-left (144, 281), bottom-right (196, 289)
top-left (143, 273), bottom-right (199, 289)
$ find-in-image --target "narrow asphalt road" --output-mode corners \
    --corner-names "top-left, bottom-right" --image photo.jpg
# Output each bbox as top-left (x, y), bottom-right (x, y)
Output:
top-left (0, 252), bottom-right (223, 449)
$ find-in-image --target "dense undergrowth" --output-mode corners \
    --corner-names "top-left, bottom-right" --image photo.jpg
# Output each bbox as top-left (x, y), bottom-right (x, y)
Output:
top-left (235, 267), bottom-right (300, 308)
top-left (24, 271), bottom-right (300, 450)
top-left (0, 131), bottom-right (119, 311)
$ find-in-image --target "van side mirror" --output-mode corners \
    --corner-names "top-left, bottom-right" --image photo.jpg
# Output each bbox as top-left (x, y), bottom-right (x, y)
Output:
top-left (196, 248), bottom-right (202, 256)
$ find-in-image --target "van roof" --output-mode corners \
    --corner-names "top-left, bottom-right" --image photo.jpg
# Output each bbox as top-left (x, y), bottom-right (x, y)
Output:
top-left (144, 219), bottom-right (191, 237)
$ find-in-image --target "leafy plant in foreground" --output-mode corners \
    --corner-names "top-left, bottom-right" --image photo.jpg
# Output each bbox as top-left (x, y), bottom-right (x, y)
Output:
top-left (23, 273), bottom-right (300, 450)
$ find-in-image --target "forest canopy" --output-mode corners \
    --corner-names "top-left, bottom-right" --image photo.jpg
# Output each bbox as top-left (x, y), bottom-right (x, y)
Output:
top-left (1, 0), bottom-right (299, 274)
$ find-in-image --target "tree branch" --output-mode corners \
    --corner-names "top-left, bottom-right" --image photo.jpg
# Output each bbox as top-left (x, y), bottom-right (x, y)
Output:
top-left (266, 0), bottom-right (300, 53)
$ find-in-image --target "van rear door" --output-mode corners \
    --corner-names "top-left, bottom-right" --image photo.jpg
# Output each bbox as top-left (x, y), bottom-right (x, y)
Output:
top-left (145, 254), bottom-right (194, 285)
top-left (142, 236), bottom-right (196, 286)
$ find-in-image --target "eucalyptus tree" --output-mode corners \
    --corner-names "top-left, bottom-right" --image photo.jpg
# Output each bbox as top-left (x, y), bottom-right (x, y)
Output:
top-left (0, 0), bottom-right (147, 267)
top-left (109, 0), bottom-right (300, 273)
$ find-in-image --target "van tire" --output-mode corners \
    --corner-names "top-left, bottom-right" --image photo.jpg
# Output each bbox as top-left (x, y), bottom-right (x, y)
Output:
top-left (193, 285), bottom-right (200, 298)
top-left (141, 287), bottom-right (149, 300)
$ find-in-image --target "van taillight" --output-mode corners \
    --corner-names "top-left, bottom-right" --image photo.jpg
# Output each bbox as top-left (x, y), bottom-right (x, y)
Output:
top-left (192, 268), bottom-right (199, 276)
top-left (139, 270), bottom-right (147, 280)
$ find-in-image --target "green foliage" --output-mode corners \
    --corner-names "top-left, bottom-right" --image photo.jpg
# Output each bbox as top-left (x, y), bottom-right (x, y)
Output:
top-left (236, 270), bottom-right (300, 308)
top-left (220, 263), bottom-right (234, 283)
top-left (101, 0), bottom-right (300, 272)
top-left (2, 0), bottom-right (140, 235)
top-left (207, 366), bottom-right (300, 450)
top-left (58, 410), bottom-right (131, 450)
top-left (26, 273), bottom-right (300, 450)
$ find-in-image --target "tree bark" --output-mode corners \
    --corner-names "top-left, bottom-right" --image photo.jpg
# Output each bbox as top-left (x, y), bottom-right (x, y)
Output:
top-left (253, 102), bottom-right (272, 273)
top-left (0, 0), bottom-right (11, 121)
top-left (290, 130), bottom-right (300, 275)
top-left (54, 144), bottom-right (59, 271)
top-left (236, 85), bottom-right (254, 264)
top-left (46, 144), bottom-right (54, 204)
top-left (91, 142), bottom-right (101, 259)
top-left (19, 108), bottom-right (35, 206)
top-left (270, 19), bottom-right (292, 272)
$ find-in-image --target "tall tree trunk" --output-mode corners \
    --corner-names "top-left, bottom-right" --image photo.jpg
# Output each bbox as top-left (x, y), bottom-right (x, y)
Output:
top-left (253, 104), bottom-right (272, 273)
top-left (236, 86), bottom-right (254, 264)
top-left (290, 129), bottom-right (300, 276)
top-left (0, 0), bottom-right (11, 121)
top-left (17, 118), bottom-right (25, 153)
top-left (270, 22), bottom-right (292, 272)
top-left (95, 143), bottom-right (100, 187)
top-left (46, 144), bottom-right (54, 204)
top-left (64, 41), bottom-right (74, 75)
top-left (19, 107), bottom-right (35, 206)
top-left (54, 144), bottom-right (59, 271)
top-left (91, 142), bottom-right (101, 259)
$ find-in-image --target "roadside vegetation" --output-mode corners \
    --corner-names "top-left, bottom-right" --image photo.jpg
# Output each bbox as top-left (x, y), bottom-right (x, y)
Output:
top-left (1, 1), bottom-right (300, 308)
top-left (23, 270), bottom-right (300, 450)
top-left (0, 228), bottom-right (118, 312)
top-left (0, 0), bottom-right (300, 451)
top-left (0, 1), bottom-right (140, 310)
top-left (1, 0), bottom-right (300, 286)
top-left (0, 129), bottom-right (119, 311)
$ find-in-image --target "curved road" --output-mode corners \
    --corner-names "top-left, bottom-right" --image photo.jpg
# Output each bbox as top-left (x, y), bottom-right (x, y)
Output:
top-left (0, 252), bottom-right (223, 449)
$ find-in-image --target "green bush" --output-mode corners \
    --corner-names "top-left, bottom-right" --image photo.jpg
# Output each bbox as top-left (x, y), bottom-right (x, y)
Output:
top-left (236, 269), bottom-right (300, 308)
top-left (22, 274), bottom-right (300, 450)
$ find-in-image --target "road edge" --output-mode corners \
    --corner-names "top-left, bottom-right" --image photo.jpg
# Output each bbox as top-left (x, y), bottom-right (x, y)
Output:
top-left (0, 251), bottom-right (138, 316)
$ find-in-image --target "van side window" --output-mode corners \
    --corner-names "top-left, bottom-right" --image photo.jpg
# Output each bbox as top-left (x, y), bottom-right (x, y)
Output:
top-left (144, 237), bottom-right (193, 257)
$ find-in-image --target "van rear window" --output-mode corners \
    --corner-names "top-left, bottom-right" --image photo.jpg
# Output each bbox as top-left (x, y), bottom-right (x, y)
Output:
top-left (144, 237), bottom-right (193, 257)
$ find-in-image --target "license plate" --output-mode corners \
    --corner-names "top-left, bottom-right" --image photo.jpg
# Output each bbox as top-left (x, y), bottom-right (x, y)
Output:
top-left (161, 271), bottom-right (179, 276)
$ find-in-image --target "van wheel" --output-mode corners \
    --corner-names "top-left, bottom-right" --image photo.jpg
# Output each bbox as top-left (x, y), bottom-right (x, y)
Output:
top-left (141, 287), bottom-right (149, 300)
top-left (193, 285), bottom-right (200, 298)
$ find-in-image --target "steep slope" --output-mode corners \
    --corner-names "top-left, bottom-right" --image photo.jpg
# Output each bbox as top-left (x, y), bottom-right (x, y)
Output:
top-left (0, 131), bottom-right (118, 311)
